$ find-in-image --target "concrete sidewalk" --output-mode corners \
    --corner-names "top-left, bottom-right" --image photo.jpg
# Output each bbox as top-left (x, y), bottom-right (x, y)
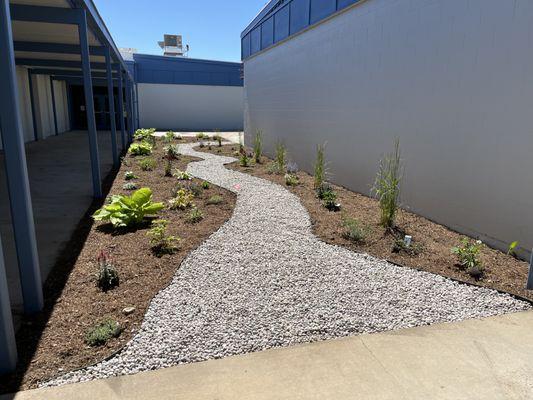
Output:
top-left (3, 310), bottom-right (533, 400)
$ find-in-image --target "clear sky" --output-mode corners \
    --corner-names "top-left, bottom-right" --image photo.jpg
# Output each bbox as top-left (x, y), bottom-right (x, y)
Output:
top-left (93, 0), bottom-right (268, 62)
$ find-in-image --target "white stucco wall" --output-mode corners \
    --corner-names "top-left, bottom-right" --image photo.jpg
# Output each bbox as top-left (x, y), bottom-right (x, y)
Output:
top-left (244, 0), bottom-right (533, 255)
top-left (138, 83), bottom-right (244, 131)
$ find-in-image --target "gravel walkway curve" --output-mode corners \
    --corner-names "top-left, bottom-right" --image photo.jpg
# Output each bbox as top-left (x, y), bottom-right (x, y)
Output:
top-left (45, 143), bottom-right (530, 387)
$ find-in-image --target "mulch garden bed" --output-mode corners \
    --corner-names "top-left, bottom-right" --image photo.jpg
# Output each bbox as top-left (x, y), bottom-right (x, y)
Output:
top-left (198, 143), bottom-right (532, 303)
top-left (3, 137), bottom-right (236, 393)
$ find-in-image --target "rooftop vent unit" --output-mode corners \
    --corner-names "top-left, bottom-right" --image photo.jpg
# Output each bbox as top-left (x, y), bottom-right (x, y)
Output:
top-left (158, 34), bottom-right (189, 57)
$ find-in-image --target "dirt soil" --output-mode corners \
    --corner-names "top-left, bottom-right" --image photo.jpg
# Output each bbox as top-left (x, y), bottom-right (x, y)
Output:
top-left (199, 143), bottom-right (532, 303)
top-left (3, 138), bottom-right (236, 393)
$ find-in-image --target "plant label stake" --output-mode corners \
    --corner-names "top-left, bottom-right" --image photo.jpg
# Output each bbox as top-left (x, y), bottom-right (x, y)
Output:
top-left (527, 249), bottom-right (533, 290)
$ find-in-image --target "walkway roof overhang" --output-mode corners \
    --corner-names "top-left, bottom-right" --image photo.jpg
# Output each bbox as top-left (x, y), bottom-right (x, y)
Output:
top-left (8, 0), bottom-right (132, 80)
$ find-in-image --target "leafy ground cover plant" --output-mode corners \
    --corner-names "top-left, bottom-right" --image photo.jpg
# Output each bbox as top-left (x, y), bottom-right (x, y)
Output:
top-left (122, 182), bottom-right (138, 191)
top-left (508, 241), bottom-right (519, 258)
top-left (342, 218), bottom-right (371, 243)
top-left (164, 144), bottom-right (180, 160)
top-left (201, 181), bottom-right (210, 190)
top-left (372, 139), bottom-right (402, 228)
top-left (124, 171), bottom-right (137, 181)
top-left (134, 128), bottom-right (156, 141)
top-left (96, 251), bottom-right (119, 292)
top-left (322, 189), bottom-right (340, 211)
top-left (196, 132), bottom-right (205, 141)
top-left (147, 219), bottom-right (180, 255)
top-left (452, 239), bottom-right (484, 278)
top-left (129, 141), bottom-right (153, 156)
top-left (314, 143), bottom-right (327, 190)
top-left (164, 131), bottom-right (175, 143)
top-left (139, 157), bottom-right (156, 171)
top-left (85, 319), bottom-right (122, 347)
top-left (168, 189), bottom-right (194, 210)
top-left (253, 130), bottom-right (263, 163)
top-left (240, 152), bottom-right (250, 167)
top-left (187, 207), bottom-right (204, 223)
top-left (207, 195), bottom-right (224, 205)
top-left (173, 169), bottom-right (192, 180)
top-left (93, 188), bottom-right (164, 228)
top-left (392, 237), bottom-right (422, 256)
top-left (285, 173), bottom-right (299, 186)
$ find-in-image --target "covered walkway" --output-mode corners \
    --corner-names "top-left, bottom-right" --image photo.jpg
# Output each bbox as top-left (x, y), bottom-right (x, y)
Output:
top-left (0, 130), bottom-right (119, 313)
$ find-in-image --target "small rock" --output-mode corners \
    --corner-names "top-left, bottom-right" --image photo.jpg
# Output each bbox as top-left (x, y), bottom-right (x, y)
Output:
top-left (123, 307), bottom-right (136, 316)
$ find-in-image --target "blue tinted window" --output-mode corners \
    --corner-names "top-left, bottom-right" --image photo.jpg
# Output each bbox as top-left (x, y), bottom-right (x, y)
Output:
top-left (290, 0), bottom-right (310, 35)
top-left (310, 0), bottom-right (337, 23)
top-left (261, 16), bottom-right (274, 49)
top-left (338, 0), bottom-right (358, 10)
top-left (251, 27), bottom-right (261, 54)
top-left (242, 34), bottom-right (251, 59)
top-left (274, 5), bottom-right (290, 42)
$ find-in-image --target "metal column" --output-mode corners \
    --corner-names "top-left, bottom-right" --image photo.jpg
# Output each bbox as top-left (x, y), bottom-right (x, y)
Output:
top-left (105, 47), bottom-right (118, 167)
top-left (117, 68), bottom-right (126, 150)
top-left (125, 76), bottom-right (133, 143)
top-left (0, 235), bottom-right (16, 374)
top-left (0, 0), bottom-right (43, 315)
top-left (49, 76), bottom-right (58, 135)
top-left (77, 8), bottom-right (102, 198)
top-left (27, 69), bottom-right (38, 141)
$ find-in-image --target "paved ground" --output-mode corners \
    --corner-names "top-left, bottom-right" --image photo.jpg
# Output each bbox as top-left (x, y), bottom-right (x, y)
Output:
top-left (44, 142), bottom-right (529, 387)
top-left (6, 310), bottom-right (533, 399)
top-left (0, 130), bottom-right (120, 314)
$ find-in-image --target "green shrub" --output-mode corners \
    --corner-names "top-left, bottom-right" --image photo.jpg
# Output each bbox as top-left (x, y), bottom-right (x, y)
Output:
top-left (187, 207), bottom-right (204, 223)
top-left (314, 143), bottom-right (327, 190)
top-left (164, 131), bottom-right (175, 143)
top-left (266, 162), bottom-right (278, 175)
top-left (342, 218), bottom-right (370, 243)
top-left (93, 188), bottom-right (164, 228)
top-left (253, 131), bottom-right (263, 163)
top-left (214, 133), bottom-right (223, 147)
top-left (96, 251), bottom-right (119, 292)
top-left (207, 195), bottom-right (223, 205)
top-left (201, 181), bottom-right (210, 190)
top-left (316, 182), bottom-right (333, 200)
top-left (507, 241), bottom-right (519, 258)
top-left (239, 152), bottom-right (250, 167)
top-left (196, 132), bottom-right (205, 141)
top-left (147, 220), bottom-right (180, 255)
top-left (124, 171), bottom-right (137, 181)
top-left (285, 173), bottom-right (299, 187)
top-left (451, 239), bottom-right (483, 277)
top-left (122, 182), bottom-right (138, 191)
top-left (392, 237), bottom-right (422, 256)
top-left (129, 141), bottom-right (153, 156)
top-left (164, 144), bottom-right (180, 160)
top-left (173, 169), bottom-right (192, 180)
top-left (322, 189), bottom-right (339, 211)
top-left (85, 319), bottom-right (122, 347)
top-left (134, 128), bottom-right (156, 141)
top-left (274, 141), bottom-right (287, 174)
top-left (139, 157), bottom-right (156, 171)
top-left (168, 189), bottom-right (194, 210)
top-left (372, 139), bottom-right (402, 228)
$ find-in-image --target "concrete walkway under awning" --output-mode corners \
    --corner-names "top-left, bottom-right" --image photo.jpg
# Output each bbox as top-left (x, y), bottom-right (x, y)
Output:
top-left (0, 130), bottom-right (118, 313)
top-left (5, 310), bottom-right (533, 399)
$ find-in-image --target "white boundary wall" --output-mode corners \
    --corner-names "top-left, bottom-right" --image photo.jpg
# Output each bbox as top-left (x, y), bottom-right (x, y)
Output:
top-left (0, 67), bottom-right (70, 147)
top-left (138, 83), bottom-right (244, 131)
top-left (244, 0), bottom-right (533, 255)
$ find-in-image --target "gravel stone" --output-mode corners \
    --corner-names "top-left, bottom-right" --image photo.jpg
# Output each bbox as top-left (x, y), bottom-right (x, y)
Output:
top-left (44, 143), bottom-right (531, 387)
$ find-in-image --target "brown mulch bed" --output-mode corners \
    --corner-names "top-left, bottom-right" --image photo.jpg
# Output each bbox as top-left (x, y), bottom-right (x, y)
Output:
top-left (198, 143), bottom-right (532, 303)
top-left (3, 138), bottom-right (236, 393)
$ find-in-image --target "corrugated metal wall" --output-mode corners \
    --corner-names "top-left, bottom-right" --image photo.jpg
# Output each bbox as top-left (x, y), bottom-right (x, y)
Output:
top-left (243, 0), bottom-right (533, 256)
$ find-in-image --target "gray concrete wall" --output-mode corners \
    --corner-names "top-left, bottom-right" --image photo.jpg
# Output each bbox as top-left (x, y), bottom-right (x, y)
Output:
top-left (139, 83), bottom-right (244, 131)
top-left (243, 0), bottom-right (533, 256)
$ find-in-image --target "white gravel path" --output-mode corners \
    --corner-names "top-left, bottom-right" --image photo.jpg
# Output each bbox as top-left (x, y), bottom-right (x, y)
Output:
top-left (45, 143), bottom-right (530, 387)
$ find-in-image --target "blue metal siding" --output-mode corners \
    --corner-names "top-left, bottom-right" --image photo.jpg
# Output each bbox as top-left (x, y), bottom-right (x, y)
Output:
top-left (251, 27), bottom-right (261, 54)
top-left (289, 0), bottom-right (310, 35)
top-left (310, 0), bottom-right (337, 23)
top-left (274, 5), bottom-right (290, 42)
top-left (242, 0), bottom-right (365, 60)
top-left (132, 54), bottom-right (243, 87)
top-left (261, 16), bottom-right (274, 49)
